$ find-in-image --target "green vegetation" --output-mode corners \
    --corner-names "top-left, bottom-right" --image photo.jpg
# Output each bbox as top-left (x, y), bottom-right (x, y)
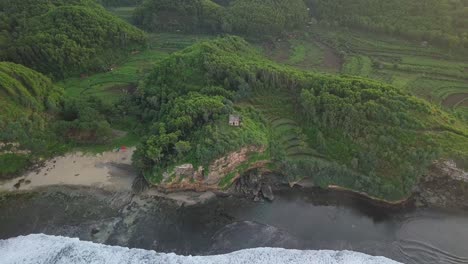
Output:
top-left (0, 62), bottom-right (63, 176)
top-left (128, 37), bottom-right (468, 200)
top-left (1, 0), bottom-right (467, 202)
top-left (133, 0), bottom-right (223, 33)
top-left (308, 0), bottom-right (468, 49)
top-left (128, 37), bottom-right (271, 178)
top-left (223, 0), bottom-right (308, 37)
top-left (133, 0), bottom-right (308, 37)
top-left (262, 34), bottom-right (342, 73)
top-left (0, 0), bottom-right (147, 78)
top-left (308, 26), bottom-right (468, 120)
top-left (98, 0), bottom-right (142, 6)
top-left (58, 49), bottom-right (168, 104)
top-left (0, 154), bottom-right (30, 178)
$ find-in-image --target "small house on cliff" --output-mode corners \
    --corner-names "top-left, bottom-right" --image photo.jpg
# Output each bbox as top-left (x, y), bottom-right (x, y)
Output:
top-left (229, 114), bottom-right (241, 127)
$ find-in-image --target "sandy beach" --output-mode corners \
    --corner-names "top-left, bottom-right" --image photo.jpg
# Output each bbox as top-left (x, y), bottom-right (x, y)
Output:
top-left (0, 147), bottom-right (137, 192)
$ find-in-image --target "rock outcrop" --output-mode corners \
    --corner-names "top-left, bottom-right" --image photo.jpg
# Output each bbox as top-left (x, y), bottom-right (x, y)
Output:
top-left (155, 146), bottom-right (267, 193)
top-left (415, 160), bottom-right (468, 209)
top-left (205, 146), bottom-right (265, 185)
top-left (235, 169), bottom-right (278, 201)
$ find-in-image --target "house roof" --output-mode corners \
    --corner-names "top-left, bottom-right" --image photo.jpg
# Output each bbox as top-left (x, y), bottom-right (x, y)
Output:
top-left (229, 114), bottom-right (240, 122)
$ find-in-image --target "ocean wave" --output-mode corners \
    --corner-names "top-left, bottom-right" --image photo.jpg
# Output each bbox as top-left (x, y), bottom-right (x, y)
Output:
top-left (0, 234), bottom-right (402, 264)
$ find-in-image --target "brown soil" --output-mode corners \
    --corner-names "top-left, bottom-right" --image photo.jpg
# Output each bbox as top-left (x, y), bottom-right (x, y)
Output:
top-left (263, 39), bottom-right (343, 73)
top-left (315, 41), bottom-right (343, 72)
top-left (263, 41), bottom-right (291, 63)
top-left (442, 93), bottom-right (468, 107)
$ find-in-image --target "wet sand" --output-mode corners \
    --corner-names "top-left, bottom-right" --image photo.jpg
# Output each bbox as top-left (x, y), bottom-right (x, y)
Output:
top-left (0, 148), bottom-right (137, 192)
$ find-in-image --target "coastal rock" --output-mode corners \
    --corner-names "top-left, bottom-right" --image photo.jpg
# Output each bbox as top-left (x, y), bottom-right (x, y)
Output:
top-left (261, 184), bottom-right (274, 201)
top-left (437, 160), bottom-right (468, 182)
top-left (235, 169), bottom-right (278, 201)
top-left (154, 146), bottom-right (270, 195)
top-left (174, 164), bottom-right (195, 178)
top-left (416, 160), bottom-right (468, 209)
top-left (205, 146), bottom-right (265, 185)
top-left (194, 166), bottom-right (205, 181)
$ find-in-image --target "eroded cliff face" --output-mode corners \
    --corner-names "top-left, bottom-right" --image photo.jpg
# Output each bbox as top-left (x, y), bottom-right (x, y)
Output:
top-left (206, 146), bottom-right (266, 185)
top-left (154, 146), bottom-right (268, 192)
top-left (414, 160), bottom-right (468, 209)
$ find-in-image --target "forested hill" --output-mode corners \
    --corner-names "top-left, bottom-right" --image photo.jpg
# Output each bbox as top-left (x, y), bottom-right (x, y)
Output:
top-left (0, 0), bottom-right (147, 78)
top-left (131, 0), bottom-right (467, 49)
top-left (133, 0), bottom-right (308, 37)
top-left (0, 62), bottom-right (63, 177)
top-left (307, 0), bottom-right (468, 49)
top-left (98, 0), bottom-right (142, 6)
top-left (129, 36), bottom-right (468, 200)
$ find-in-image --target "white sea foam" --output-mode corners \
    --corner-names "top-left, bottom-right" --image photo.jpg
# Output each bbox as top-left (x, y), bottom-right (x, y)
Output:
top-left (0, 234), bottom-right (402, 264)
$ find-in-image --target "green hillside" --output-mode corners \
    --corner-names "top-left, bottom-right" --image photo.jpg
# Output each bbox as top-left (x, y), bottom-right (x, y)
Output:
top-left (133, 0), bottom-right (223, 33)
top-left (129, 37), bottom-right (468, 200)
top-left (132, 0), bottom-right (308, 37)
top-left (0, 62), bottom-right (63, 177)
top-left (307, 0), bottom-right (468, 49)
top-left (0, 0), bottom-right (147, 78)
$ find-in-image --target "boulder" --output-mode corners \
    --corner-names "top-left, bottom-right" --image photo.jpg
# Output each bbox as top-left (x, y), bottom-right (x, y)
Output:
top-left (174, 164), bottom-right (194, 178)
top-left (261, 184), bottom-right (274, 201)
top-left (194, 166), bottom-right (205, 181)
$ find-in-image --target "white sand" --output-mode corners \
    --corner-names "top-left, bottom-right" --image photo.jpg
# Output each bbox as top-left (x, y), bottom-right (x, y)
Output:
top-left (0, 148), bottom-right (136, 192)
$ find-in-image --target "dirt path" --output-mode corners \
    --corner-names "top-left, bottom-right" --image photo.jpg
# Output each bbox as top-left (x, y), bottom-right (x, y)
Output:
top-left (0, 148), bottom-right (137, 192)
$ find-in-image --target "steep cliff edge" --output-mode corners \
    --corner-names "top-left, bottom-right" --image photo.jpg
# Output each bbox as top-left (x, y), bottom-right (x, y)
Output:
top-left (415, 160), bottom-right (468, 209)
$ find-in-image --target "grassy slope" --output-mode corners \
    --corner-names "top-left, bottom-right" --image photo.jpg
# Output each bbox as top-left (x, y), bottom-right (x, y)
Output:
top-left (0, 62), bottom-right (63, 177)
top-left (311, 27), bottom-right (468, 118)
top-left (62, 6), bottom-right (214, 103)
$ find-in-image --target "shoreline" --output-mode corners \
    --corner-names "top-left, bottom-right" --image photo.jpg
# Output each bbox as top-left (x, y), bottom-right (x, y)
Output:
top-left (327, 185), bottom-right (410, 206)
top-left (0, 148), bottom-right (137, 193)
top-left (1, 150), bottom-right (466, 210)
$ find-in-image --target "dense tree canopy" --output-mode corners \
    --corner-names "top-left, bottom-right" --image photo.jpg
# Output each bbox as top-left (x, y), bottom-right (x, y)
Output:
top-left (307, 0), bottom-right (468, 49)
top-left (0, 62), bottom-right (64, 176)
top-left (0, 61), bottom-right (119, 176)
top-left (222, 0), bottom-right (309, 37)
top-left (127, 36), bottom-right (468, 199)
top-left (133, 0), bottom-right (223, 33)
top-left (132, 0), bottom-right (309, 37)
top-left (0, 0), bottom-right (147, 78)
top-left (124, 37), bottom-right (270, 179)
top-left (98, 0), bottom-right (142, 6)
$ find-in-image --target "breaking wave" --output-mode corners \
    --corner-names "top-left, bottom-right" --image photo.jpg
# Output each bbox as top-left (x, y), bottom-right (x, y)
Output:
top-left (0, 234), bottom-right (402, 264)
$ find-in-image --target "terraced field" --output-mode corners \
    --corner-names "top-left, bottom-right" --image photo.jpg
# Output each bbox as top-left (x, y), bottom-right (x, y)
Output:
top-left (106, 6), bottom-right (136, 22)
top-left (58, 49), bottom-right (168, 103)
top-left (263, 36), bottom-right (342, 73)
top-left (59, 33), bottom-right (212, 103)
top-left (310, 27), bottom-right (468, 120)
top-left (247, 90), bottom-right (326, 164)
